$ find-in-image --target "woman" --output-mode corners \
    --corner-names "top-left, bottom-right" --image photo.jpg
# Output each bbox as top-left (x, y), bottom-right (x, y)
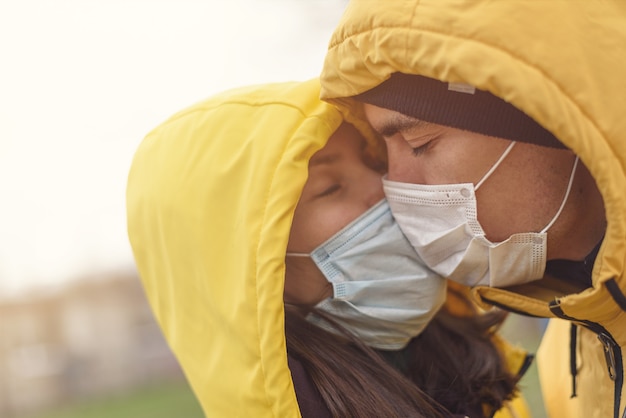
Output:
top-left (126, 79), bottom-right (531, 417)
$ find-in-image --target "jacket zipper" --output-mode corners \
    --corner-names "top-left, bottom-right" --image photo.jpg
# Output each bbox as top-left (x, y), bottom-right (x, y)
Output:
top-left (599, 332), bottom-right (618, 381)
top-left (547, 302), bottom-right (623, 418)
top-left (481, 296), bottom-right (624, 418)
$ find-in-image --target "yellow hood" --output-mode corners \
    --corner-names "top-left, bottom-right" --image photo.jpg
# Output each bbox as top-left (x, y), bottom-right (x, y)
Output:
top-left (126, 79), bottom-right (342, 417)
top-left (321, 1), bottom-right (626, 416)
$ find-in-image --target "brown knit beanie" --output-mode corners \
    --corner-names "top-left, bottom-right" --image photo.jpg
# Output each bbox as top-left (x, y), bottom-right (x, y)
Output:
top-left (354, 73), bottom-right (565, 149)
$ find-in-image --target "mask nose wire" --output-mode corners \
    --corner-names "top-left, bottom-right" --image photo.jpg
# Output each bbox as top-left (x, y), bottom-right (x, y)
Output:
top-left (540, 155), bottom-right (579, 233)
top-left (475, 141), bottom-right (516, 191)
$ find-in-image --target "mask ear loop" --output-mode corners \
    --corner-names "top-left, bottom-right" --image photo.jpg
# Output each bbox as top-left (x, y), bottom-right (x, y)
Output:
top-left (475, 141), bottom-right (516, 190)
top-left (540, 156), bottom-right (579, 233)
top-left (286, 252), bottom-right (310, 257)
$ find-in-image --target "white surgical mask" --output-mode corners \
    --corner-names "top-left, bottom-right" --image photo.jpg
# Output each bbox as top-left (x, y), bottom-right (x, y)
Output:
top-left (383, 141), bottom-right (579, 288)
top-left (287, 199), bottom-right (446, 350)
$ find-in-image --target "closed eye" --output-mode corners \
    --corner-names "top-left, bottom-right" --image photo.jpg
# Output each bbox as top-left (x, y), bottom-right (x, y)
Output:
top-left (410, 133), bottom-right (441, 156)
top-left (317, 184), bottom-right (341, 197)
top-left (411, 141), bottom-right (431, 156)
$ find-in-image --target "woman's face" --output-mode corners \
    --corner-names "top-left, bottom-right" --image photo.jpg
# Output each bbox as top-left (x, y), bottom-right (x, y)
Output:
top-left (284, 123), bottom-right (385, 306)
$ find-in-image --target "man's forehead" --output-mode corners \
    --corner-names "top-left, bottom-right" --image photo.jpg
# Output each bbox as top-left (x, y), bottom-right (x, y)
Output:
top-left (364, 105), bottom-right (437, 137)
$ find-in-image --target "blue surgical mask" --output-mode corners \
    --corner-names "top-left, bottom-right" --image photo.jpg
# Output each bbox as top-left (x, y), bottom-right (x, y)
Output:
top-left (287, 199), bottom-right (446, 350)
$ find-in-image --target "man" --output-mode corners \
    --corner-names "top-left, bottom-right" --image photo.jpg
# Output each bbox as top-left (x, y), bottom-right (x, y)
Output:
top-left (320, 1), bottom-right (626, 417)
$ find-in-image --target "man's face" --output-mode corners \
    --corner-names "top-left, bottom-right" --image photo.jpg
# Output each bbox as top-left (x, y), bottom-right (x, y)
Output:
top-left (363, 103), bottom-right (578, 244)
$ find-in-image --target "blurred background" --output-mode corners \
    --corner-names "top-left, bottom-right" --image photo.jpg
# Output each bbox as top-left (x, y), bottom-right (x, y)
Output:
top-left (0, 1), bottom-right (548, 417)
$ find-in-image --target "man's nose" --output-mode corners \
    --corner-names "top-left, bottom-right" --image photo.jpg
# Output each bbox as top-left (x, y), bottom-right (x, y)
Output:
top-left (385, 135), bottom-right (424, 183)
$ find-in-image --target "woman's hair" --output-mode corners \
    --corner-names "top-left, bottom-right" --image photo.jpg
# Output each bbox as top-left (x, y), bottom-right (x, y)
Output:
top-left (285, 286), bottom-right (517, 418)
top-left (403, 291), bottom-right (517, 415)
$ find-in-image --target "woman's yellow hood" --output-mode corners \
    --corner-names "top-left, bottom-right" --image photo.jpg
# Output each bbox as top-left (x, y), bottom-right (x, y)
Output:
top-left (126, 79), bottom-right (343, 417)
top-left (321, 0), bottom-right (626, 327)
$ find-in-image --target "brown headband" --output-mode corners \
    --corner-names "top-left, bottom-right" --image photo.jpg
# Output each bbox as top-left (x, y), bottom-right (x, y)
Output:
top-left (354, 73), bottom-right (565, 149)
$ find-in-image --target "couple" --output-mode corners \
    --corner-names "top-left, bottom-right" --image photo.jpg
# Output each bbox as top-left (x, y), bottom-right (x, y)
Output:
top-left (127, 1), bottom-right (625, 417)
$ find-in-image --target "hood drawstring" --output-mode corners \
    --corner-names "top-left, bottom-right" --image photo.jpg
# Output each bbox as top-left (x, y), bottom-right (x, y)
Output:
top-left (570, 323), bottom-right (578, 398)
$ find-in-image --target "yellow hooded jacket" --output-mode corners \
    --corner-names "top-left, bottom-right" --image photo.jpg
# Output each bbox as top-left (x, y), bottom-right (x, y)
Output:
top-left (127, 79), bottom-right (530, 417)
top-left (320, 2), bottom-right (626, 417)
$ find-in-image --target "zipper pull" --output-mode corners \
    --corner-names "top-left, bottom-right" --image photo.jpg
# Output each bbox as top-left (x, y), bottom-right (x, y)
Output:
top-left (598, 332), bottom-right (617, 381)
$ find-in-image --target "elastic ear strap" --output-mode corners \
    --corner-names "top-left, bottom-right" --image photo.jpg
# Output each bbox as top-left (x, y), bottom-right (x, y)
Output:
top-left (286, 252), bottom-right (310, 257)
top-left (475, 141), bottom-right (516, 190)
top-left (541, 155), bottom-right (579, 233)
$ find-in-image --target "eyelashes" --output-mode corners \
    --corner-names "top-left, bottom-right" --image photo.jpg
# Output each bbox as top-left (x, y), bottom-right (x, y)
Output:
top-left (317, 183), bottom-right (341, 197)
top-left (409, 133), bottom-right (441, 156)
top-left (404, 131), bottom-right (438, 156)
top-left (411, 141), bottom-right (431, 156)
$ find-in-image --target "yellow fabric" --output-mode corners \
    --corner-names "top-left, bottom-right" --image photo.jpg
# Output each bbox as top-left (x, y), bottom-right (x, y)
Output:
top-left (127, 79), bottom-right (342, 417)
top-left (494, 397), bottom-right (531, 418)
top-left (321, 1), bottom-right (626, 417)
top-left (492, 336), bottom-right (532, 418)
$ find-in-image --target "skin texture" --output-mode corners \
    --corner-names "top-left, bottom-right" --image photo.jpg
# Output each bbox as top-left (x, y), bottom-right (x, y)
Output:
top-left (363, 103), bottom-right (606, 264)
top-left (284, 122), bottom-right (385, 306)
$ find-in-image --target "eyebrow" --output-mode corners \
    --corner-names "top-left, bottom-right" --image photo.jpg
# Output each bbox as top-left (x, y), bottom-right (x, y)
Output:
top-left (309, 153), bottom-right (341, 167)
top-left (375, 113), bottom-right (434, 137)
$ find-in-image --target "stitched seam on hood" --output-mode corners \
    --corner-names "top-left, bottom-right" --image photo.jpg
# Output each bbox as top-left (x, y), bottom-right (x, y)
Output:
top-left (255, 113), bottom-right (338, 417)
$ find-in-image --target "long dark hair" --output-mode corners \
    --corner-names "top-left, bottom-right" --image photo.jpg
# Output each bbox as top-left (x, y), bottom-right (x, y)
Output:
top-left (285, 286), bottom-right (517, 418)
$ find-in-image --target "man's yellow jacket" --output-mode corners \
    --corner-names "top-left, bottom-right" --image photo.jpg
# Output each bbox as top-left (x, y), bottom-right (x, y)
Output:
top-left (321, 1), bottom-right (626, 417)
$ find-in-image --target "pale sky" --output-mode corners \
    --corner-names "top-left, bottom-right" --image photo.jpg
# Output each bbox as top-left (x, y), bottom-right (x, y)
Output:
top-left (0, 0), bottom-right (347, 298)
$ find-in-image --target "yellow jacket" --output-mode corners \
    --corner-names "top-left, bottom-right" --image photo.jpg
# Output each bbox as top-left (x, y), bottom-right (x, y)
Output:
top-left (127, 79), bottom-right (530, 417)
top-left (320, 1), bottom-right (626, 417)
